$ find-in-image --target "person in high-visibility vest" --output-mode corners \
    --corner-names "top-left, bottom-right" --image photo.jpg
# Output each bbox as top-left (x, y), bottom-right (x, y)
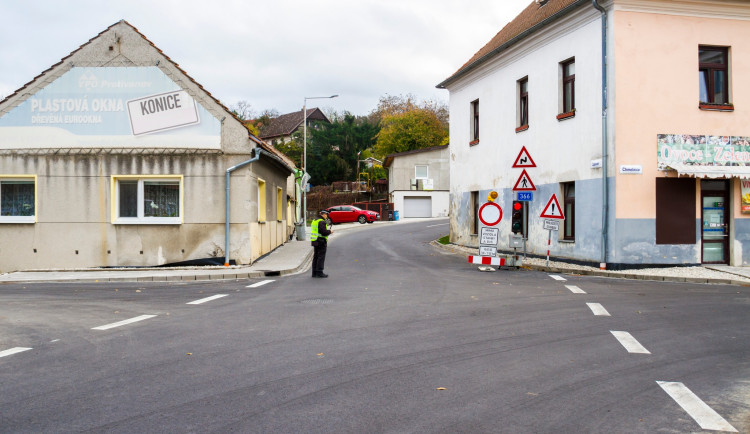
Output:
top-left (311, 209), bottom-right (333, 278)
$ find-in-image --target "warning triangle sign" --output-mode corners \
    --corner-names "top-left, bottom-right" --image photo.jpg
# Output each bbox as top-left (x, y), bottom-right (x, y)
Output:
top-left (540, 194), bottom-right (565, 219)
top-left (512, 169), bottom-right (536, 191)
top-left (512, 146), bottom-right (536, 168)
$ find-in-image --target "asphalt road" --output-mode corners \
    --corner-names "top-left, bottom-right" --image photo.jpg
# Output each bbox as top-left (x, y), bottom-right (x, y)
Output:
top-left (1, 218), bottom-right (748, 433)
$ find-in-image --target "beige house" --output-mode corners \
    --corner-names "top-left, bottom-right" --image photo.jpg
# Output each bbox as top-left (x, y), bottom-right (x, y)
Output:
top-left (0, 20), bottom-right (296, 272)
top-left (383, 145), bottom-right (449, 218)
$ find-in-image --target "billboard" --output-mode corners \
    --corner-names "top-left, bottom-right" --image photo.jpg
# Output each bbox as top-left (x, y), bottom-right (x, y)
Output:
top-left (0, 67), bottom-right (221, 149)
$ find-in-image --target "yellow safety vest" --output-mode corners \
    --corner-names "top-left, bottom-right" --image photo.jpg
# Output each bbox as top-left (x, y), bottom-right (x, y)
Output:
top-left (310, 218), bottom-right (328, 242)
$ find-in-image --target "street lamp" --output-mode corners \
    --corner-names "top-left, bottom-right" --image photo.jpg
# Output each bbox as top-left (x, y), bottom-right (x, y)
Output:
top-left (302, 94), bottom-right (338, 239)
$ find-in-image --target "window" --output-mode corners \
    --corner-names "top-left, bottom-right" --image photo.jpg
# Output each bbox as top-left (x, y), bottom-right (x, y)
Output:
top-left (415, 165), bottom-right (428, 179)
top-left (258, 179), bottom-right (266, 222)
top-left (517, 77), bottom-right (529, 130)
top-left (561, 58), bottom-right (575, 115)
top-left (112, 176), bottom-right (182, 224)
top-left (470, 99), bottom-right (479, 144)
top-left (277, 187), bottom-right (283, 221)
top-left (563, 182), bottom-right (575, 241)
top-left (471, 191), bottom-right (479, 235)
top-left (699, 46), bottom-right (729, 105)
top-left (0, 176), bottom-right (36, 223)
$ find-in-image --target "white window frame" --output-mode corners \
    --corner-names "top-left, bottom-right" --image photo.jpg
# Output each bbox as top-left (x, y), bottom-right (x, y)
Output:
top-left (111, 175), bottom-right (183, 225)
top-left (415, 165), bottom-right (429, 180)
top-left (0, 175), bottom-right (37, 224)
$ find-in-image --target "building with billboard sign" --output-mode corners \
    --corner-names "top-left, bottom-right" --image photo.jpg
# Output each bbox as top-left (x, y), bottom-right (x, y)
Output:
top-left (0, 20), bottom-right (297, 272)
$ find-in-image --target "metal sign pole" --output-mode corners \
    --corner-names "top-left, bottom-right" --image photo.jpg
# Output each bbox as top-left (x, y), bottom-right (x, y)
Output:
top-left (546, 229), bottom-right (551, 268)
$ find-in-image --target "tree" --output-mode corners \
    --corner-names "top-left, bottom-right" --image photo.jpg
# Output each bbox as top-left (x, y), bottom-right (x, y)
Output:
top-left (374, 107), bottom-right (448, 157)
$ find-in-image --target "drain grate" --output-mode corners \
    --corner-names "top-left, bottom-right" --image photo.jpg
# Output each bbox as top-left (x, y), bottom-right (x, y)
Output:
top-left (299, 298), bottom-right (335, 305)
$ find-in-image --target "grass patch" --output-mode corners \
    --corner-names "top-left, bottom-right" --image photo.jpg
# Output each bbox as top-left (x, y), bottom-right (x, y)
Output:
top-left (437, 235), bottom-right (450, 245)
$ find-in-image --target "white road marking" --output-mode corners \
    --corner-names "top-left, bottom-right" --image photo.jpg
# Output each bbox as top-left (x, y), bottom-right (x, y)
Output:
top-left (187, 294), bottom-right (228, 305)
top-left (657, 381), bottom-right (738, 432)
top-left (426, 223), bottom-right (449, 227)
top-left (246, 280), bottom-right (275, 288)
top-left (610, 331), bottom-right (651, 354)
top-left (565, 285), bottom-right (586, 294)
top-left (587, 303), bottom-right (611, 316)
top-left (0, 347), bottom-right (32, 358)
top-left (92, 314), bottom-right (157, 331)
top-left (549, 274), bottom-right (567, 281)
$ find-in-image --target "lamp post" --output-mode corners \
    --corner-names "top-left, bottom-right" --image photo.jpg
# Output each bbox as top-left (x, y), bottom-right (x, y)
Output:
top-left (302, 94), bottom-right (338, 239)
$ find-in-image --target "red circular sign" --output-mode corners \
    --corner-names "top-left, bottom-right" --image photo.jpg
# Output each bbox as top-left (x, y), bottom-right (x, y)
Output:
top-left (478, 202), bottom-right (503, 226)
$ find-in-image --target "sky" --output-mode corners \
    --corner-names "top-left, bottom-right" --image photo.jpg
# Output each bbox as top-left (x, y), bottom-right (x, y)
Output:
top-left (0, 0), bottom-right (530, 117)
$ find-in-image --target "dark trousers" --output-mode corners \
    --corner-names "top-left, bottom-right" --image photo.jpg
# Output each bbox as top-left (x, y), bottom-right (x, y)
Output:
top-left (312, 241), bottom-right (327, 275)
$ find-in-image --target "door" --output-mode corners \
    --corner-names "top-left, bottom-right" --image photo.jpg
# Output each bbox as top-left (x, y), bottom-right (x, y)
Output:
top-left (403, 196), bottom-right (432, 218)
top-left (701, 180), bottom-right (729, 264)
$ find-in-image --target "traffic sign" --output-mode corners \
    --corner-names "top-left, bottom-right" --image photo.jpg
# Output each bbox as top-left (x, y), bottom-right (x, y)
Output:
top-left (512, 169), bottom-right (536, 191)
top-left (543, 219), bottom-right (560, 231)
top-left (478, 202), bottom-right (503, 226)
top-left (480, 227), bottom-right (499, 245)
top-left (540, 194), bottom-right (565, 219)
top-left (516, 192), bottom-right (533, 201)
top-left (512, 146), bottom-right (537, 168)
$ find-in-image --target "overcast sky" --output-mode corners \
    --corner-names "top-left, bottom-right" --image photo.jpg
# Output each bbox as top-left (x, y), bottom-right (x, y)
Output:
top-left (0, 0), bottom-right (529, 117)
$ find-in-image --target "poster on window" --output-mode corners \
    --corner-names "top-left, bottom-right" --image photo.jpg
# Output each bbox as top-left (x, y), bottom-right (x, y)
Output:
top-left (742, 180), bottom-right (750, 214)
top-left (0, 67), bottom-right (221, 149)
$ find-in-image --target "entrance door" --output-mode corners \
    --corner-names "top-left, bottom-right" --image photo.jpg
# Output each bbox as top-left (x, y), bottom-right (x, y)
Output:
top-left (701, 180), bottom-right (729, 264)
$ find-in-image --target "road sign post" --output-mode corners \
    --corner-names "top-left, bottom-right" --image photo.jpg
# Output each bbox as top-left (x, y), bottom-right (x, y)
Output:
top-left (540, 194), bottom-right (565, 267)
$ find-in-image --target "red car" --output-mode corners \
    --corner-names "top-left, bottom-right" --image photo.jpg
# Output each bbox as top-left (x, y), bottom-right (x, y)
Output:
top-left (325, 205), bottom-right (379, 224)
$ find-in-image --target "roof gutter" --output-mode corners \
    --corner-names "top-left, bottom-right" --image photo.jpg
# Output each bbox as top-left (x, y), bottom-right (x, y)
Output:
top-left (592, 0), bottom-right (609, 269)
top-left (437, 0), bottom-right (590, 89)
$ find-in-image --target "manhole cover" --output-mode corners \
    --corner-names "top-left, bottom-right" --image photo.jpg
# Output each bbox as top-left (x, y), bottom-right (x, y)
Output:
top-left (299, 298), bottom-right (335, 305)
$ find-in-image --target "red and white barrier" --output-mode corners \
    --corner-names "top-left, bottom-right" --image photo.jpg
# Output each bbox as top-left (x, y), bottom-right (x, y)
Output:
top-left (468, 256), bottom-right (506, 266)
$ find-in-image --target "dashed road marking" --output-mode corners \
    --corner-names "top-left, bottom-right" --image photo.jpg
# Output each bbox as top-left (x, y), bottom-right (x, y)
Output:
top-left (426, 223), bottom-right (449, 227)
top-left (0, 347), bottom-right (32, 358)
top-left (657, 381), bottom-right (738, 432)
top-left (610, 331), bottom-right (651, 354)
top-left (586, 303), bottom-right (611, 316)
top-left (565, 285), bottom-right (586, 294)
top-left (187, 294), bottom-right (228, 305)
top-left (549, 275), bottom-right (566, 281)
top-left (246, 280), bottom-right (275, 288)
top-left (92, 314), bottom-right (157, 331)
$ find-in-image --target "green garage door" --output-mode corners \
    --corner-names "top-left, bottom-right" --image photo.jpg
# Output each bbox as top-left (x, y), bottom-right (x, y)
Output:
top-left (403, 196), bottom-right (432, 218)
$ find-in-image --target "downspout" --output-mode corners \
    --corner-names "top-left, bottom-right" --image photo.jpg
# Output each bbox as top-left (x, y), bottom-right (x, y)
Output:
top-left (224, 147), bottom-right (262, 266)
top-left (593, 0), bottom-right (609, 269)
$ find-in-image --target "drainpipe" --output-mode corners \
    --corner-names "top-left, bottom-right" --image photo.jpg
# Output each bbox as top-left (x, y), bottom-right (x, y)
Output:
top-left (224, 148), bottom-right (261, 266)
top-left (593, 0), bottom-right (609, 269)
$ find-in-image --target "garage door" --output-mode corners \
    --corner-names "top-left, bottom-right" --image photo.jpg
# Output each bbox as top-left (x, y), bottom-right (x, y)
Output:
top-left (403, 196), bottom-right (432, 218)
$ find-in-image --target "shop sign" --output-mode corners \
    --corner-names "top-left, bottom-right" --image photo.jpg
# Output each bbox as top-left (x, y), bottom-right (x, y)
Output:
top-left (742, 180), bottom-right (750, 214)
top-left (657, 134), bottom-right (750, 170)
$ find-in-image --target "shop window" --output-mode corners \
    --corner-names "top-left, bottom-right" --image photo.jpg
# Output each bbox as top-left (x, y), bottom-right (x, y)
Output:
top-left (277, 187), bottom-right (283, 221)
top-left (0, 176), bottom-right (36, 223)
top-left (563, 182), bottom-right (575, 240)
top-left (258, 179), bottom-right (267, 222)
top-left (112, 176), bottom-right (181, 224)
top-left (471, 191), bottom-right (479, 235)
top-left (655, 178), bottom-right (696, 244)
top-left (559, 58), bottom-right (575, 118)
top-left (517, 77), bottom-right (529, 131)
top-left (470, 99), bottom-right (479, 144)
top-left (699, 46), bottom-right (730, 107)
top-left (415, 165), bottom-right (428, 180)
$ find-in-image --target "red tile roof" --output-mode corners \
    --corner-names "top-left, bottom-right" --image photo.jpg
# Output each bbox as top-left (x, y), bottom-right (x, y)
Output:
top-left (437, 0), bottom-right (589, 89)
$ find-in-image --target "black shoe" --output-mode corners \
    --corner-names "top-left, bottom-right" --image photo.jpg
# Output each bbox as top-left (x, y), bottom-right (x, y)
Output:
top-left (316, 272), bottom-right (328, 278)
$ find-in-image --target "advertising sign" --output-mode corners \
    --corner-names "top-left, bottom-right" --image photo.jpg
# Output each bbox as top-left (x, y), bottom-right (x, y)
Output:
top-left (657, 134), bottom-right (750, 170)
top-left (0, 67), bottom-right (221, 149)
top-left (742, 180), bottom-right (750, 214)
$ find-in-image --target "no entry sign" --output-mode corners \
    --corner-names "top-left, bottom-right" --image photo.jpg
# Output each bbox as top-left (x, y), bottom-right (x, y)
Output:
top-left (478, 202), bottom-right (502, 226)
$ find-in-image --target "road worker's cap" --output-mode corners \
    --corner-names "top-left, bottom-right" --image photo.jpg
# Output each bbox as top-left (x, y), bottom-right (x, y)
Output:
top-left (320, 209), bottom-right (329, 215)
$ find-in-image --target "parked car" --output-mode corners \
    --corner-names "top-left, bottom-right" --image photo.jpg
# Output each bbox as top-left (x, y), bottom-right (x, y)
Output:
top-left (325, 205), bottom-right (380, 224)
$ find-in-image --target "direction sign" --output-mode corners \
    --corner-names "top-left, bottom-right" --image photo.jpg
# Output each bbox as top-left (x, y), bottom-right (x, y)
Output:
top-left (512, 169), bottom-right (536, 191)
top-left (512, 146), bottom-right (537, 168)
top-left (516, 191), bottom-right (533, 201)
top-left (540, 194), bottom-right (565, 219)
top-left (478, 202), bottom-right (503, 226)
